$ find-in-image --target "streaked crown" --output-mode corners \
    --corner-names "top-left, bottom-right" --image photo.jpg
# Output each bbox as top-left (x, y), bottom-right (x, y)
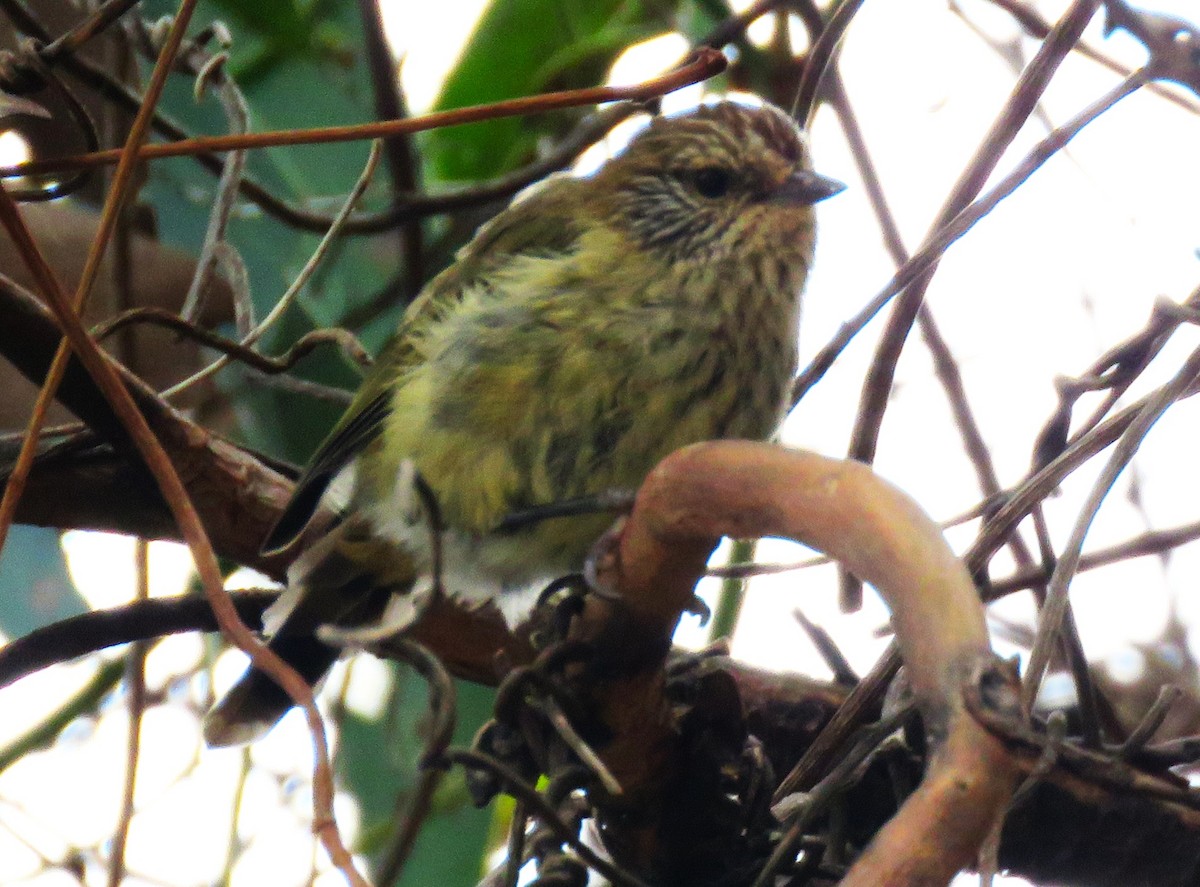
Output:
top-left (594, 101), bottom-right (838, 263)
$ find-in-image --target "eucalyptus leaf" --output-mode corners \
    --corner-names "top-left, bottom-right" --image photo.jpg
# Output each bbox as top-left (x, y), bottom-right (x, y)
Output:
top-left (338, 669), bottom-right (496, 886)
top-left (425, 0), bottom-right (677, 183)
top-left (0, 525), bottom-right (87, 638)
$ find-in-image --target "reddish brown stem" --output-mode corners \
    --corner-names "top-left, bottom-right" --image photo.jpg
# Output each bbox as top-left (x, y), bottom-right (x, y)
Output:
top-left (0, 49), bottom-right (727, 178)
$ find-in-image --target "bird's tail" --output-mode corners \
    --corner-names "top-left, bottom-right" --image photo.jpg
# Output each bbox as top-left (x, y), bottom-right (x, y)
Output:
top-left (203, 521), bottom-right (419, 747)
top-left (201, 633), bottom-right (345, 747)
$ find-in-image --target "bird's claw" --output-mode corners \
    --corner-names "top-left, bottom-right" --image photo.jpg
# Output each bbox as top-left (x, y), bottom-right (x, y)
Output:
top-left (583, 516), bottom-right (627, 601)
top-left (685, 595), bottom-right (712, 626)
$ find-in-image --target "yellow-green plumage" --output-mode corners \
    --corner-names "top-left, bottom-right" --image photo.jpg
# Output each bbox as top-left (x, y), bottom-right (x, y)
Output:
top-left (204, 100), bottom-right (843, 746)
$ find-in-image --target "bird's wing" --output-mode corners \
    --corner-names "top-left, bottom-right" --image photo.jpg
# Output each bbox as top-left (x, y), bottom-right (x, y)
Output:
top-left (258, 176), bottom-right (588, 555)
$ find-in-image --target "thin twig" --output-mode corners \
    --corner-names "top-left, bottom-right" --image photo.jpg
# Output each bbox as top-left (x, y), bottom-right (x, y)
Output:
top-left (106, 539), bottom-right (150, 887)
top-left (179, 50), bottom-right (249, 325)
top-left (791, 70), bottom-right (1147, 408)
top-left (41, 43), bottom-right (638, 234)
top-left (0, 0), bottom-right (202, 557)
top-left (771, 647), bottom-right (896, 802)
top-left (986, 518), bottom-right (1200, 598)
top-left (794, 609), bottom-right (858, 685)
top-left (164, 140), bottom-right (383, 399)
top-left (1028, 505), bottom-right (1105, 747)
top-left (792, 0), bottom-right (868, 124)
top-left (37, 0), bottom-right (139, 65)
top-left (219, 747), bottom-right (252, 885)
top-left (0, 658), bottom-right (124, 772)
top-left (1121, 685), bottom-right (1183, 759)
top-left (442, 748), bottom-right (652, 887)
top-left (756, 708), bottom-right (912, 887)
top-left (531, 695), bottom-right (624, 796)
top-left (355, 0), bottom-right (424, 299)
top-left (371, 637), bottom-right (458, 887)
top-left (980, 0), bottom-right (1200, 114)
top-left (241, 370), bottom-right (356, 405)
top-left (1, 49), bottom-right (728, 177)
top-left (91, 307), bottom-right (372, 376)
top-left (704, 512), bottom-right (1200, 592)
top-left (1023, 342), bottom-right (1200, 706)
top-left (502, 800), bottom-right (528, 887)
top-left (845, 0), bottom-right (1103, 477)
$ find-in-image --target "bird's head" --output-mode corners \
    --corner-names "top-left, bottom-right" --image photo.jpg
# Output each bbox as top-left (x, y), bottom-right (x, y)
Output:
top-left (594, 100), bottom-right (844, 267)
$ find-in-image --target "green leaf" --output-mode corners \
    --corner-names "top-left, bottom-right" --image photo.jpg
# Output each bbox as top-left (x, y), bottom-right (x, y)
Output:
top-left (425, 0), bottom-right (674, 183)
top-left (0, 658), bottom-right (124, 774)
top-left (138, 0), bottom-right (394, 464)
top-left (206, 0), bottom-right (356, 85)
top-left (339, 668), bottom-right (496, 887)
top-left (0, 526), bottom-right (88, 638)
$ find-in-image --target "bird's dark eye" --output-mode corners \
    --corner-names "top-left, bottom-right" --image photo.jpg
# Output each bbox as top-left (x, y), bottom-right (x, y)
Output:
top-left (692, 167), bottom-right (732, 199)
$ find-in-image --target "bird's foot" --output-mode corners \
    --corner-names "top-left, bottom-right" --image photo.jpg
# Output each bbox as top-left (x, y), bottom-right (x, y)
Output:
top-left (314, 578), bottom-right (434, 649)
top-left (685, 594), bottom-right (712, 625)
top-left (582, 515), bottom-right (627, 601)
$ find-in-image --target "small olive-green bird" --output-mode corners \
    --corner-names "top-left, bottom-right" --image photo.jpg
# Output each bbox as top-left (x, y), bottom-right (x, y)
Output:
top-left (203, 100), bottom-right (843, 746)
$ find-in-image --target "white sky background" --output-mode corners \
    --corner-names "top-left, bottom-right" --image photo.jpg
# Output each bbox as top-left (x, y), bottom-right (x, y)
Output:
top-left (2, 1), bottom-right (1200, 885)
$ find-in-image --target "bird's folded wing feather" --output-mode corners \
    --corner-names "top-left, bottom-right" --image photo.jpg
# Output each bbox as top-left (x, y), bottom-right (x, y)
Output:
top-left (258, 176), bottom-right (587, 555)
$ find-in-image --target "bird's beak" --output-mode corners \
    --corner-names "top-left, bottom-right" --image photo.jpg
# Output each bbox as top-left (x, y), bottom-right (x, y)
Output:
top-left (771, 169), bottom-right (846, 205)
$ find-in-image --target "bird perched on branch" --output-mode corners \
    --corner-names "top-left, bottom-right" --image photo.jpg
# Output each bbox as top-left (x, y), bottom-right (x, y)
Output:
top-left (203, 99), bottom-right (844, 746)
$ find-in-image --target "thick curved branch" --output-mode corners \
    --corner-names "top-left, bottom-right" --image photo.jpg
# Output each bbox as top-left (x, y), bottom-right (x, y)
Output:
top-left (4, 448), bottom-right (1200, 883)
top-left (590, 442), bottom-right (1020, 886)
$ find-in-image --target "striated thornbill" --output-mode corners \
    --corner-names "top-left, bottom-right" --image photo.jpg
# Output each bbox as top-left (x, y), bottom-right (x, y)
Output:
top-left (204, 99), bottom-right (844, 746)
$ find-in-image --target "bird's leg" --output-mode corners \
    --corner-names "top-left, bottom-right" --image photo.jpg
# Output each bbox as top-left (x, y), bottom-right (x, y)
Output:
top-left (314, 576), bottom-right (436, 648)
top-left (582, 515), bottom-right (627, 602)
top-left (583, 514), bottom-right (712, 622)
top-left (493, 489), bottom-right (636, 533)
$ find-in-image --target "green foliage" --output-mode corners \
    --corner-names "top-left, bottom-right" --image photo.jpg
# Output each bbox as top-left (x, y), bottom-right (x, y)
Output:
top-left (0, 526), bottom-right (86, 638)
top-left (141, 0), bottom-right (393, 464)
top-left (710, 538), bottom-right (753, 642)
top-left (8, 2), bottom-right (746, 882)
top-left (423, 0), bottom-right (674, 183)
top-left (196, 0), bottom-right (357, 86)
top-left (339, 673), bottom-right (496, 883)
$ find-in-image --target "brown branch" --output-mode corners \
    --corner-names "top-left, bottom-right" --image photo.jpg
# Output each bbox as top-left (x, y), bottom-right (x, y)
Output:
top-left (0, 0), bottom-right (201, 555)
top-left (106, 539), bottom-right (149, 887)
top-left (1024, 342), bottom-right (1200, 706)
top-left (0, 591), bottom-right (276, 689)
top-left (1, 48), bottom-right (727, 178)
top-left (792, 0), bottom-right (866, 124)
top-left (91, 306), bottom-right (372, 376)
top-left (37, 0), bottom-right (140, 66)
top-left (0, 260), bottom-right (294, 572)
top-left (354, 0), bottom-right (424, 297)
top-left (0, 19), bottom-right (366, 858)
top-left (50, 50), bottom-right (638, 234)
top-left (370, 637), bottom-right (457, 884)
top-left (986, 518), bottom-right (1200, 597)
top-left (585, 442), bottom-right (1018, 885)
top-left (845, 0), bottom-right (1102, 475)
top-left (791, 69), bottom-right (1146, 409)
top-left (967, 376), bottom-right (1200, 574)
top-left (1103, 0), bottom-right (1200, 93)
top-left (980, 0), bottom-right (1200, 114)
